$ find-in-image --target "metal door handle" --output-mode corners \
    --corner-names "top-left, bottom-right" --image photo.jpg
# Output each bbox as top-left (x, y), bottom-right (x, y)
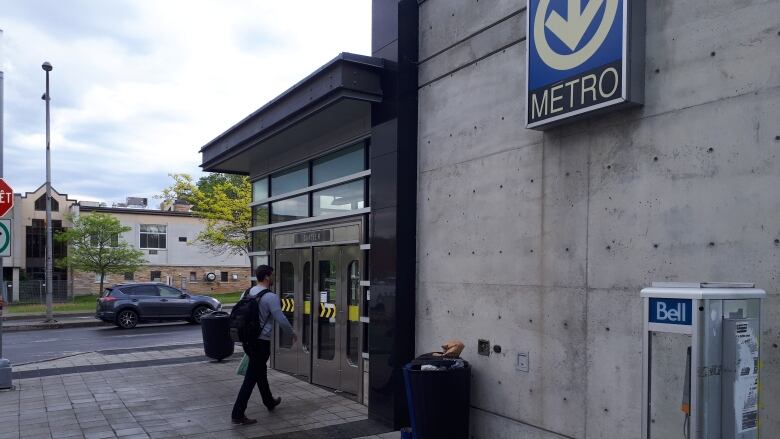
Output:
top-left (132, 299), bottom-right (138, 302)
top-left (161, 299), bottom-right (168, 302)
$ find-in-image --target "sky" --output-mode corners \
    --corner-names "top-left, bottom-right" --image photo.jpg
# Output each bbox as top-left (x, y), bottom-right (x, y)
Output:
top-left (0, 0), bottom-right (371, 205)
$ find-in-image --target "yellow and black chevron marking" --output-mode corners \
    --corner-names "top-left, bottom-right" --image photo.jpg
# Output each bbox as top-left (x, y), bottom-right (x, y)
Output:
top-left (281, 298), bottom-right (295, 313)
top-left (319, 303), bottom-right (337, 318)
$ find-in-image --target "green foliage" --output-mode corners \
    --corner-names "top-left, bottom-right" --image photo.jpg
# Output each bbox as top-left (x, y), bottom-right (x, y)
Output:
top-left (55, 213), bottom-right (147, 294)
top-left (160, 173), bottom-right (252, 258)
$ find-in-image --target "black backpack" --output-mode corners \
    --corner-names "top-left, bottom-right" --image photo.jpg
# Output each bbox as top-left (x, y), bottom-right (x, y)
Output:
top-left (229, 288), bottom-right (271, 343)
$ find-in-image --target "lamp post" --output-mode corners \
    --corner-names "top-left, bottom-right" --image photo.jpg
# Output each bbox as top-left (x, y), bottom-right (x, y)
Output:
top-left (42, 61), bottom-right (54, 323)
top-left (0, 28), bottom-right (13, 390)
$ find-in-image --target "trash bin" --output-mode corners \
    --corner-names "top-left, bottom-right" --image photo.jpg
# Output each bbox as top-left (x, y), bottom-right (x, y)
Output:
top-left (403, 355), bottom-right (471, 439)
top-left (200, 311), bottom-right (234, 361)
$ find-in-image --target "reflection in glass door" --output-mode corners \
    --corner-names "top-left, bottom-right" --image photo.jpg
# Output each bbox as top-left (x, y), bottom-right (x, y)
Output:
top-left (273, 249), bottom-right (311, 378)
top-left (313, 246), bottom-right (340, 390)
top-left (340, 246), bottom-right (361, 395)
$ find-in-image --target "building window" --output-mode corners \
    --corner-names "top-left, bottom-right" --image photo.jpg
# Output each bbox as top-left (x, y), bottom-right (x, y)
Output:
top-left (189, 271), bottom-right (197, 282)
top-left (124, 272), bottom-right (134, 281)
top-left (251, 231), bottom-right (269, 252)
top-left (271, 195), bottom-right (308, 223)
top-left (34, 194), bottom-right (59, 212)
top-left (313, 180), bottom-right (365, 217)
top-left (140, 225), bottom-right (167, 249)
top-left (252, 177), bottom-right (269, 202)
top-left (252, 204), bottom-right (269, 227)
top-left (221, 271), bottom-right (229, 282)
top-left (271, 163), bottom-right (308, 196)
top-left (313, 143), bottom-right (365, 184)
top-left (150, 271), bottom-right (162, 282)
top-left (178, 236), bottom-right (187, 242)
top-left (95, 273), bottom-right (103, 283)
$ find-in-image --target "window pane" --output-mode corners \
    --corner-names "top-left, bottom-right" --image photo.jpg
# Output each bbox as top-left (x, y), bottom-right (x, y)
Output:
top-left (271, 195), bottom-right (309, 223)
top-left (252, 231), bottom-right (269, 252)
top-left (252, 204), bottom-right (269, 227)
top-left (159, 235), bottom-right (166, 249)
top-left (252, 177), bottom-right (269, 201)
top-left (347, 261), bottom-right (360, 366)
top-left (271, 164), bottom-right (308, 196)
top-left (124, 272), bottom-right (134, 281)
top-left (189, 271), bottom-right (197, 281)
top-left (313, 143), bottom-right (364, 184)
top-left (303, 261), bottom-right (311, 353)
top-left (317, 260), bottom-right (336, 360)
top-left (313, 180), bottom-right (365, 216)
top-left (252, 255), bottom-right (269, 271)
top-left (220, 272), bottom-right (228, 282)
top-left (140, 234), bottom-right (148, 248)
top-left (148, 234), bottom-right (158, 249)
top-left (159, 286), bottom-right (181, 297)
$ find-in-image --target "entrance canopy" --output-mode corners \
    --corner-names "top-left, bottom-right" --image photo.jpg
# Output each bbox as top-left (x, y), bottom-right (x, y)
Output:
top-left (200, 53), bottom-right (384, 176)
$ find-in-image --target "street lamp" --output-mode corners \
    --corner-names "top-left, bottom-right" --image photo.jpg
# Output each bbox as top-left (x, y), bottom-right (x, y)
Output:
top-left (42, 61), bottom-right (55, 322)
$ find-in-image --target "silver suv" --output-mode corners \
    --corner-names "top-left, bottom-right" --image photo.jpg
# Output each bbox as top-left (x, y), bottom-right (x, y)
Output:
top-left (95, 283), bottom-right (222, 329)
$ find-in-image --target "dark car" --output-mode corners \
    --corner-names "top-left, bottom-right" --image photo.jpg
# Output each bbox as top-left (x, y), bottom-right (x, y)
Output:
top-left (95, 283), bottom-right (221, 329)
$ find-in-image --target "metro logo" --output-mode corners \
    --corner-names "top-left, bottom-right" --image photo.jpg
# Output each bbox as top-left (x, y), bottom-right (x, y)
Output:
top-left (649, 298), bottom-right (692, 326)
top-left (526, 0), bottom-right (644, 129)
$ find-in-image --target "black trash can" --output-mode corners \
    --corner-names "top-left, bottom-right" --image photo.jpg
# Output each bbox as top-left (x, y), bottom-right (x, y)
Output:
top-left (201, 311), bottom-right (234, 361)
top-left (403, 356), bottom-right (471, 439)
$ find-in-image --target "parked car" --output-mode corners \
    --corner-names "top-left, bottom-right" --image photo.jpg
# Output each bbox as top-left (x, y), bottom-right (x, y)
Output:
top-left (95, 283), bottom-right (221, 329)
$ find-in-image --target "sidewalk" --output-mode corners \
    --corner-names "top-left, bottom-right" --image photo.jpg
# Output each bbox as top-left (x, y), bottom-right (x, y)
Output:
top-left (0, 344), bottom-right (396, 438)
top-left (1, 305), bottom-right (236, 332)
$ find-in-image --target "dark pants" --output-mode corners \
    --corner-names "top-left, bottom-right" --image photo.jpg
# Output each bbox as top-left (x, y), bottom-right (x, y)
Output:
top-left (232, 339), bottom-right (274, 419)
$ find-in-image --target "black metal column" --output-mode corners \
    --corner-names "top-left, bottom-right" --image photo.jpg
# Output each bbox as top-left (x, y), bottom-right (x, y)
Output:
top-left (368, 0), bottom-right (418, 429)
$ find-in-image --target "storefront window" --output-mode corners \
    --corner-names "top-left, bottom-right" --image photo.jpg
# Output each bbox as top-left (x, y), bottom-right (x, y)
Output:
top-left (252, 204), bottom-right (269, 227)
top-left (313, 180), bottom-right (365, 216)
top-left (271, 163), bottom-right (308, 196)
top-left (252, 177), bottom-right (268, 202)
top-left (312, 143), bottom-right (365, 184)
top-left (251, 231), bottom-right (269, 252)
top-left (271, 195), bottom-right (309, 223)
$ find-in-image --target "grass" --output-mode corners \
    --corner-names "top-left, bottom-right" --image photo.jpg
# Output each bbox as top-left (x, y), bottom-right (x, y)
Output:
top-left (5, 290), bottom-right (244, 315)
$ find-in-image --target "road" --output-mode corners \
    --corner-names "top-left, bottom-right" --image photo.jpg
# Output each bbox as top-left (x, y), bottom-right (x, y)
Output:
top-left (1, 322), bottom-right (204, 364)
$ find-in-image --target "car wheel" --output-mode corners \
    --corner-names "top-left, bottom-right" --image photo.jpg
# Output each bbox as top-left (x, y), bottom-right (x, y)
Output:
top-left (116, 309), bottom-right (139, 329)
top-left (191, 306), bottom-right (212, 324)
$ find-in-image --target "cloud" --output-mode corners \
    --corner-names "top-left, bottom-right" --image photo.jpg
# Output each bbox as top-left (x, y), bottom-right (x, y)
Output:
top-left (0, 0), bottom-right (371, 204)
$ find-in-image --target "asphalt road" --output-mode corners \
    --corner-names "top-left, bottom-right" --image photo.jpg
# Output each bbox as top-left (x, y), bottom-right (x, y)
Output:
top-left (0, 322), bottom-right (204, 365)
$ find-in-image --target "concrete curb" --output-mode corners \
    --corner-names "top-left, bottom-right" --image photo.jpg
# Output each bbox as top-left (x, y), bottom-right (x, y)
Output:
top-left (3, 320), bottom-right (111, 332)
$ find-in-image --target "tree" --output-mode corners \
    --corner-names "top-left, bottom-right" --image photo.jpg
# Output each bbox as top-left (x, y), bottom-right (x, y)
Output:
top-left (55, 213), bottom-right (147, 295)
top-left (160, 173), bottom-right (253, 261)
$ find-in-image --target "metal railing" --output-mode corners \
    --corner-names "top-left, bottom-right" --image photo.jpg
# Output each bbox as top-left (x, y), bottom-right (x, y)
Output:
top-left (16, 280), bottom-right (69, 304)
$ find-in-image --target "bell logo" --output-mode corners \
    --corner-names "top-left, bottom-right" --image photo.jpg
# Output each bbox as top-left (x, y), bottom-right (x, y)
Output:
top-left (656, 301), bottom-right (685, 323)
top-left (649, 298), bottom-right (692, 326)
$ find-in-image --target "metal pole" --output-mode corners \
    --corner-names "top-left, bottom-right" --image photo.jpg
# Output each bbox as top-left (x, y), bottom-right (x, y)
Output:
top-left (43, 62), bottom-right (54, 322)
top-left (0, 28), bottom-right (13, 390)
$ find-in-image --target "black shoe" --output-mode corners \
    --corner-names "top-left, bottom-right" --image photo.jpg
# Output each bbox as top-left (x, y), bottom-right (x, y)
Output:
top-left (231, 416), bottom-right (257, 425)
top-left (266, 396), bottom-right (282, 411)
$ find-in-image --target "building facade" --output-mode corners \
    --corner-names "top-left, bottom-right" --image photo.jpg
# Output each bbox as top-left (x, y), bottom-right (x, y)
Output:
top-left (200, 1), bottom-right (780, 437)
top-left (1, 185), bottom-right (250, 301)
top-left (72, 205), bottom-right (250, 296)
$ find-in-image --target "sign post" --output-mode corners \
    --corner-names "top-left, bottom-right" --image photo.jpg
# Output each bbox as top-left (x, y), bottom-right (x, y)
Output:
top-left (526, 0), bottom-right (645, 129)
top-left (0, 29), bottom-right (12, 390)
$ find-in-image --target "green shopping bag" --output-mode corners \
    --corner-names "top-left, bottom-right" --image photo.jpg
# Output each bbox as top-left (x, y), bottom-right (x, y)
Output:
top-left (236, 354), bottom-right (249, 376)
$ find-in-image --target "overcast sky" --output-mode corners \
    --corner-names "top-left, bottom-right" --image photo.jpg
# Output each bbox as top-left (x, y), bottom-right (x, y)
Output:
top-left (0, 0), bottom-right (370, 205)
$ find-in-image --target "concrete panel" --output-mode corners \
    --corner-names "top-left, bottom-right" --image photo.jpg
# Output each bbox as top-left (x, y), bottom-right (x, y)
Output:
top-left (540, 133), bottom-right (589, 288)
top-left (587, 87), bottom-right (780, 291)
top-left (419, 10), bottom-right (524, 86)
top-left (418, 43), bottom-right (543, 173)
top-left (417, 282), bottom-right (587, 437)
top-left (419, 0), bottom-right (523, 61)
top-left (417, 145), bottom-right (543, 287)
top-left (585, 289), bottom-right (644, 439)
top-left (470, 407), bottom-right (570, 439)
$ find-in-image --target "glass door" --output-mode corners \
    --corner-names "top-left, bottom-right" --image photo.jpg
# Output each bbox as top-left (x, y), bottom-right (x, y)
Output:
top-left (312, 246), bottom-right (341, 390)
top-left (274, 249), bottom-right (300, 374)
top-left (339, 245), bottom-right (362, 395)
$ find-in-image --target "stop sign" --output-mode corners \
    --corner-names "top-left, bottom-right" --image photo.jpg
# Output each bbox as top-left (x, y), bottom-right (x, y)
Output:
top-left (0, 179), bottom-right (14, 217)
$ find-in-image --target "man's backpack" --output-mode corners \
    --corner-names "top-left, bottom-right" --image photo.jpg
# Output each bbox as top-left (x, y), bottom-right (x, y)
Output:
top-left (229, 288), bottom-right (271, 343)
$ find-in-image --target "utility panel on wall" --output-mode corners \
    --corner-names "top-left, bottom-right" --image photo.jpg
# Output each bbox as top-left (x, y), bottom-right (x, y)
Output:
top-left (526, 0), bottom-right (645, 129)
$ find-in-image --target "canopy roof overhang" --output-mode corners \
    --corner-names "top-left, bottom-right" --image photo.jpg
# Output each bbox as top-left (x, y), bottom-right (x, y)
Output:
top-left (200, 53), bottom-right (384, 175)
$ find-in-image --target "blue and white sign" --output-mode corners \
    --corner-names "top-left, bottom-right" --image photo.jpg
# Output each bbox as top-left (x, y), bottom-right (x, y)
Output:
top-left (526, 0), bottom-right (644, 129)
top-left (649, 298), bottom-right (692, 326)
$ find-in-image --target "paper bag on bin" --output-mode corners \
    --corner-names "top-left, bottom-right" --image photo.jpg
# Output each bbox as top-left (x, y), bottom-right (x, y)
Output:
top-left (433, 340), bottom-right (464, 358)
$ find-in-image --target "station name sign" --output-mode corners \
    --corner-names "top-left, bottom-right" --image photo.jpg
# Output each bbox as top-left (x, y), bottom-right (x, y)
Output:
top-left (526, 0), bottom-right (645, 129)
top-left (294, 229), bottom-right (331, 244)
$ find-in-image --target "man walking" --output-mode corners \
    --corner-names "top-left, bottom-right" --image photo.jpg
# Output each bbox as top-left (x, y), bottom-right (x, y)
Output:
top-left (231, 265), bottom-right (297, 425)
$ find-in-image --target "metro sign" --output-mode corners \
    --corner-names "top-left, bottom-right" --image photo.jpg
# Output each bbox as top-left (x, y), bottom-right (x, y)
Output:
top-left (0, 179), bottom-right (13, 217)
top-left (526, 0), bottom-right (645, 129)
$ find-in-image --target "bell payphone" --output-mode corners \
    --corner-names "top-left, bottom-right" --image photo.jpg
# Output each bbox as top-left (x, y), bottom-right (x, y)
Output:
top-left (641, 282), bottom-right (765, 439)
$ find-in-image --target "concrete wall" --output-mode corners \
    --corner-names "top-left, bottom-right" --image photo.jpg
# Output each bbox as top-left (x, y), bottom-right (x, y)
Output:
top-left (415, 1), bottom-right (780, 438)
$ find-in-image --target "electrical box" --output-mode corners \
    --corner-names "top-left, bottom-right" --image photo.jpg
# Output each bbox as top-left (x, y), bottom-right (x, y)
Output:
top-left (640, 282), bottom-right (765, 439)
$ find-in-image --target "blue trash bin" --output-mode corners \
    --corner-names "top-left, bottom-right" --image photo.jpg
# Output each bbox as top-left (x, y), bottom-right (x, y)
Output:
top-left (403, 357), bottom-right (471, 439)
